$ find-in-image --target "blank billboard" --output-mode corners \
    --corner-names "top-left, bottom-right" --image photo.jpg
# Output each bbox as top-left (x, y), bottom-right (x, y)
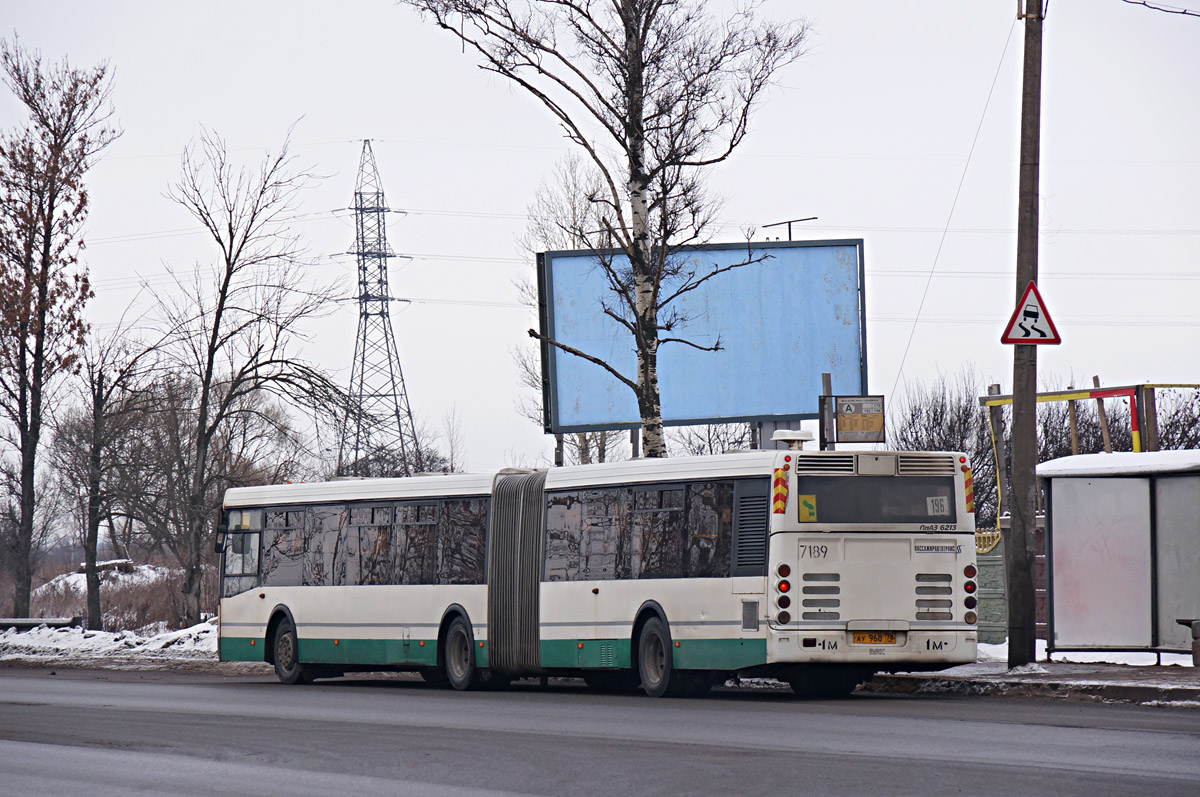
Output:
top-left (537, 240), bottom-right (866, 433)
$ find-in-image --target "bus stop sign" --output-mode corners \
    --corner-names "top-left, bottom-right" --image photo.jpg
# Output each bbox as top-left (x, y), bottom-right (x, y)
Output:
top-left (835, 395), bottom-right (885, 443)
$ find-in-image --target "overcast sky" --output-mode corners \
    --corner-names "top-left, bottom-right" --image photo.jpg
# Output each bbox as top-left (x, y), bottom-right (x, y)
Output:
top-left (2, 0), bottom-right (1197, 470)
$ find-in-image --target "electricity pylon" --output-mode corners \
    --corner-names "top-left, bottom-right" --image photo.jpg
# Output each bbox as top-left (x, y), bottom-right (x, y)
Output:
top-left (338, 140), bottom-right (422, 477)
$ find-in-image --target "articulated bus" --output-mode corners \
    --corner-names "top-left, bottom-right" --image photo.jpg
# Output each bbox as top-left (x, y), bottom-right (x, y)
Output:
top-left (217, 439), bottom-right (978, 697)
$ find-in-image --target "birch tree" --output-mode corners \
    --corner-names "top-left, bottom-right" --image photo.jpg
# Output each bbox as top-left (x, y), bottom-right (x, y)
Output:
top-left (402, 0), bottom-right (808, 457)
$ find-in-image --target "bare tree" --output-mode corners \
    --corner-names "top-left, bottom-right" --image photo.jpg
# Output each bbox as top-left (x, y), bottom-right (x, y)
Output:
top-left (1156, 388), bottom-right (1200, 450)
top-left (403, 0), bottom-right (809, 457)
top-left (668, 422), bottom-right (752, 457)
top-left (113, 374), bottom-right (315, 627)
top-left (50, 329), bottom-right (160, 629)
top-left (514, 155), bottom-right (624, 465)
top-left (890, 369), bottom-right (999, 528)
top-left (153, 129), bottom-right (343, 625)
top-left (0, 39), bottom-right (118, 615)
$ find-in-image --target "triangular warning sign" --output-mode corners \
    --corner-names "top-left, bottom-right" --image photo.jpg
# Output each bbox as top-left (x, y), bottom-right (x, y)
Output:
top-left (1001, 281), bottom-right (1061, 345)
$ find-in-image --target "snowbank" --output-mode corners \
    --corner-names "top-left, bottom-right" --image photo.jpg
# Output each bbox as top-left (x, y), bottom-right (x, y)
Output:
top-left (0, 618), bottom-right (218, 662)
top-left (33, 563), bottom-right (173, 601)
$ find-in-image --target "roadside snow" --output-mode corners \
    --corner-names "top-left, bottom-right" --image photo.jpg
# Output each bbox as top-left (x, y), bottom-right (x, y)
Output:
top-left (976, 640), bottom-right (1193, 669)
top-left (0, 619), bottom-right (217, 662)
top-left (32, 564), bottom-right (172, 600)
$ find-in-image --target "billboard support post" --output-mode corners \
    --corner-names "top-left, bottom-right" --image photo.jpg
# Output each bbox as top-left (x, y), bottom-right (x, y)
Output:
top-left (820, 372), bottom-right (835, 452)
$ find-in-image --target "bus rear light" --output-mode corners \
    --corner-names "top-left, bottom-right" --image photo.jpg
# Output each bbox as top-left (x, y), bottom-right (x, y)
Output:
top-left (777, 595), bottom-right (791, 609)
top-left (777, 563), bottom-right (791, 577)
top-left (777, 611), bottom-right (792, 625)
top-left (964, 581), bottom-right (977, 594)
top-left (964, 611), bottom-right (977, 625)
top-left (963, 564), bottom-right (977, 579)
top-left (778, 580), bottom-right (791, 593)
top-left (964, 596), bottom-right (977, 610)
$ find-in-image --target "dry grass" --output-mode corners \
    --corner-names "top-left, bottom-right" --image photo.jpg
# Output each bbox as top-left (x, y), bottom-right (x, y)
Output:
top-left (30, 564), bottom-right (219, 632)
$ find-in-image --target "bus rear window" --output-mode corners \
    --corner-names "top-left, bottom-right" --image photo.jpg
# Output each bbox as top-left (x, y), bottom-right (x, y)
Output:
top-left (793, 476), bottom-right (956, 524)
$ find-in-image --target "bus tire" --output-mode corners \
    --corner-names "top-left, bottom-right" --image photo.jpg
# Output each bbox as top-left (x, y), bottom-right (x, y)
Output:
top-left (444, 616), bottom-right (482, 691)
top-left (637, 617), bottom-right (681, 698)
top-left (272, 617), bottom-right (313, 685)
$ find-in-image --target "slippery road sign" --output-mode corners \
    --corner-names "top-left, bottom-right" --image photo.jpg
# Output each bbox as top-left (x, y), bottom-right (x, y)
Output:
top-left (1001, 281), bottom-right (1061, 345)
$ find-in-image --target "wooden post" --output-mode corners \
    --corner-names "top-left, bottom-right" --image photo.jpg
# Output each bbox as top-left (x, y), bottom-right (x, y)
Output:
top-left (821, 372), bottom-right (835, 451)
top-left (1067, 384), bottom-right (1079, 455)
top-left (1092, 375), bottom-right (1112, 453)
top-left (987, 383), bottom-right (1009, 518)
top-left (1007, 0), bottom-right (1044, 669)
top-left (1142, 386), bottom-right (1160, 452)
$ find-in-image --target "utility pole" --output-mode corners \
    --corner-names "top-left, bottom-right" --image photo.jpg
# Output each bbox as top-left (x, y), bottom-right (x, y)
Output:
top-left (1007, 1), bottom-right (1044, 669)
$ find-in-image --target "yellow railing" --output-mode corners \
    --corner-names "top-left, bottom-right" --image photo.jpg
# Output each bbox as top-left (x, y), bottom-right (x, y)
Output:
top-left (975, 529), bottom-right (1003, 555)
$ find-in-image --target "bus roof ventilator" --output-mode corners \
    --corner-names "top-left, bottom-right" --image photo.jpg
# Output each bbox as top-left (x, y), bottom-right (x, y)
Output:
top-left (771, 430), bottom-right (815, 450)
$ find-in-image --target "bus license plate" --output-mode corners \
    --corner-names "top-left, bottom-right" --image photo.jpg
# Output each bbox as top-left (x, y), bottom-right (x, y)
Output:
top-left (853, 632), bottom-right (896, 645)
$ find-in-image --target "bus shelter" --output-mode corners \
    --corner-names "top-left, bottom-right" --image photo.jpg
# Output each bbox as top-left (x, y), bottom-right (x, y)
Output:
top-left (1038, 451), bottom-right (1200, 659)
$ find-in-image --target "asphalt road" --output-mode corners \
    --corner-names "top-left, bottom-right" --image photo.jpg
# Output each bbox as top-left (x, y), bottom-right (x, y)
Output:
top-left (1, 667), bottom-right (1197, 796)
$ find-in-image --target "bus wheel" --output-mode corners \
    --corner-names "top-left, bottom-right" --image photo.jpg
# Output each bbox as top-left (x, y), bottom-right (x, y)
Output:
top-left (637, 617), bottom-right (679, 698)
top-left (272, 618), bottom-right (313, 685)
top-left (444, 617), bottom-right (482, 691)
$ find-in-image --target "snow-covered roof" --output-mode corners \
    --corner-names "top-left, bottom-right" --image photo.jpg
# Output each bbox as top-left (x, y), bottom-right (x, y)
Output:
top-left (1037, 450), bottom-right (1200, 478)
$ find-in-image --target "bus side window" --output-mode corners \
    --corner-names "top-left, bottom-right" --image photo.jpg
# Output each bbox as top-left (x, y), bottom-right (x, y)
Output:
top-left (633, 487), bottom-right (685, 579)
top-left (545, 491), bottom-right (582, 582)
top-left (222, 530), bottom-right (260, 597)
top-left (261, 508), bottom-right (304, 587)
top-left (394, 502), bottom-right (438, 585)
top-left (684, 481), bottom-right (733, 578)
top-left (356, 506), bottom-right (393, 585)
top-left (437, 497), bottom-right (488, 585)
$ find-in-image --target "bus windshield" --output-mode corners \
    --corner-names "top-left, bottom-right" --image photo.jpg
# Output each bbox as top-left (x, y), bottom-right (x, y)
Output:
top-left (793, 475), bottom-right (957, 524)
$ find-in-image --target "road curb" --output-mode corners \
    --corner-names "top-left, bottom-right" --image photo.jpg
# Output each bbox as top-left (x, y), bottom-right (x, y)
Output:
top-left (863, 673), bottom-right (1200, 705)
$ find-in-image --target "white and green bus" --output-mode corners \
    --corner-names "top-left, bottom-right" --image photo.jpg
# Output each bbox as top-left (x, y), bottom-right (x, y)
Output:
top-left (217, 439), bottom-right (978, 696)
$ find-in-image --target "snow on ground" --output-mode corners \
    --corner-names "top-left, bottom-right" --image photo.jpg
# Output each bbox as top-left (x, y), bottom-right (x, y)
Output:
top-left (33, 563), bottom-right (173, 601)
top-left (2, 621), bottom-right (1192, 700)
top-left (975, 639), bottom-right (1193, 668)
top-left (0, 619), bottom-right (217, 663)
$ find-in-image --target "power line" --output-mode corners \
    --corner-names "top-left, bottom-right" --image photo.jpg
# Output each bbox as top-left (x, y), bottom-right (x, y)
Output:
top-left (867, 269), bottom-right (1200, 281)
top-left (889, 16), bottom-right (1019, 399)
top-left (1120, 0), bottom-right (1200, 17)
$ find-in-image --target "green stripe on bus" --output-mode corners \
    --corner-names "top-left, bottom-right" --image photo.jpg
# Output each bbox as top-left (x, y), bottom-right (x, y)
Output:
top-left (539, 638), bottom-right (766, 671)
top-left (297, 637), bottom-right (440, 667)
top-left (222, 636), bottom-right (494, 669)
top-left (671, 638), bottom-right (767, 671)
top-left (539, 639), bottom-right (633, 668)
top-left (219, 637), bottom-right (264, 662)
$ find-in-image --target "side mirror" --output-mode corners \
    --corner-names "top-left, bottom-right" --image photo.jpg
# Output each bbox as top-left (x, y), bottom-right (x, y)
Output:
top-left (214, 524), bottom-right (228, 554)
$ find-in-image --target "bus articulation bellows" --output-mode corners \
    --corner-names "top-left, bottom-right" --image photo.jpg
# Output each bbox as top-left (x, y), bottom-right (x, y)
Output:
top-left (217, 443), bottom-right (978, 696)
